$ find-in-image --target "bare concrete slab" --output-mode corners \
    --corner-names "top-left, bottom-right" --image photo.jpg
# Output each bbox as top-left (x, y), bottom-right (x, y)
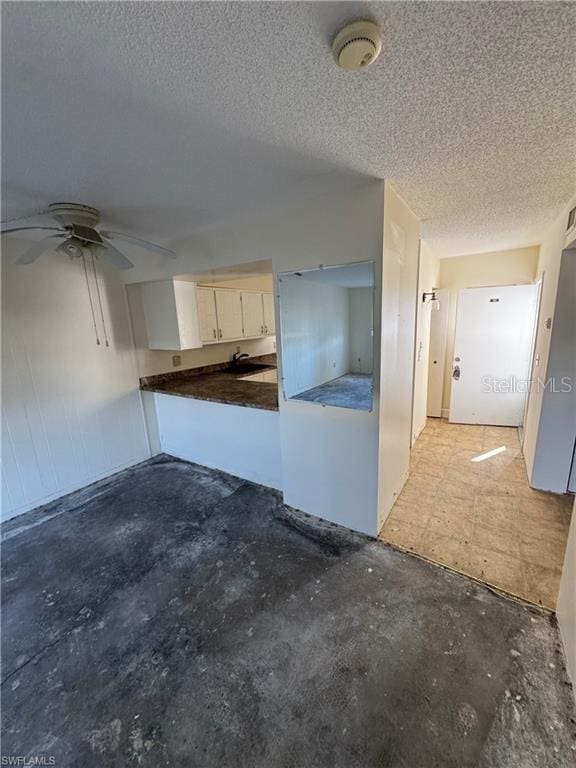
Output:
top-left (1, 455), bottom-right (575, 767)
top-left (293, 373), bottom-right (373, 410)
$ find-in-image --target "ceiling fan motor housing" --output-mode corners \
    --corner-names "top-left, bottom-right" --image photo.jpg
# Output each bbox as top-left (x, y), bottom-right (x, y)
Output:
top-left (48, 202), bottom-right (101, 228)
top-left (332, 20), bottom-right (382, 71)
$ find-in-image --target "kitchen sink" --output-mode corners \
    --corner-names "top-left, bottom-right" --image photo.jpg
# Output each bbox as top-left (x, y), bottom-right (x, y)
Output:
top-left (228, 362), bottom-right (274, 375)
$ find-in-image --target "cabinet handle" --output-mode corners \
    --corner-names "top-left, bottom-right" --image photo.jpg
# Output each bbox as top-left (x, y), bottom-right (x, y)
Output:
top-left (264, 325), bottom-right (268, 334)
top-left (213, 328), bottom-right (217, 338)
top-left (218, 328), bottom-right (222, 339)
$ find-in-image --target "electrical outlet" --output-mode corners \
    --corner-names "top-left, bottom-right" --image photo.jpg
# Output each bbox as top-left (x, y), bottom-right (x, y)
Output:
top-left (172, 354), bottom-right (181, 367)
top-left (236, 345), bottom-right (241, 353)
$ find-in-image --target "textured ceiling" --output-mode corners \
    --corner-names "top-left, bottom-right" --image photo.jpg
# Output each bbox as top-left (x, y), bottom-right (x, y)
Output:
top-left (2, 1), bottom-right (575, 256)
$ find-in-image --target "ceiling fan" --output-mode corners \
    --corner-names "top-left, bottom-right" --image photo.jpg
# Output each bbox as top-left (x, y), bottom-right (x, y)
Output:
top-left (1, 202), bottom-right (176, 269)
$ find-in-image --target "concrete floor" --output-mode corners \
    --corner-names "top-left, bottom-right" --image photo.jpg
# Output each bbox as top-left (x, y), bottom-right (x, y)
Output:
top-left (2, 455), bottom-right (575, 767)
top-left (380, 419), bottom-right (573, 610)
top-left (293, 373), bottom-right (373, 411)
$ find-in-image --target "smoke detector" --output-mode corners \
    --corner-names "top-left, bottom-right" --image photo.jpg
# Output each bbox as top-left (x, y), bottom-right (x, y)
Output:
top-left (332, 20), bottom-right (382, 71)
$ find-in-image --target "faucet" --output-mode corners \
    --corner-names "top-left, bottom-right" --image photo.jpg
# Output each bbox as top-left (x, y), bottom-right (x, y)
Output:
top-left (231, 352), bottom-right (249, 367)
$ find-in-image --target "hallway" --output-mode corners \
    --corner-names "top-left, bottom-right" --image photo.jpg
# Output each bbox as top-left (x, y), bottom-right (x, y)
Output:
top-left (379, 418), bottom-right (573, 609)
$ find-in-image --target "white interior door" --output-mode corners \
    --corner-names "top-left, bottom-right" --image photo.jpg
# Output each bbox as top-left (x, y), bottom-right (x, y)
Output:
top-left (427, 288), bottom-right (449, 418)
top-left (449, 284), bottom-right (538, 426)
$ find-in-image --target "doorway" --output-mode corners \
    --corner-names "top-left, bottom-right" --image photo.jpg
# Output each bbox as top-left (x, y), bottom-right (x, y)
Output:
top-left (381, 276), bottom-right (573, 609)
top-left (449, 284), bottom-right (539, 426)
top-left (427, 287), bottom-right (449, 418)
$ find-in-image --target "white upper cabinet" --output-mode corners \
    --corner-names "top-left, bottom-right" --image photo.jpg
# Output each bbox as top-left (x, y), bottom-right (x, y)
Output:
top-left (140, 281), bottom-right (276, 349)
top-left (196, 287), bottom-right (218, 343)
top-left (262, 292), bottom-right (276, 336)
top-left (241, 292), bottom-right (265, 337)
top-left (141, 280), bottom-right (202, 350)
top-left (214, 289), bottom-right (243, 341)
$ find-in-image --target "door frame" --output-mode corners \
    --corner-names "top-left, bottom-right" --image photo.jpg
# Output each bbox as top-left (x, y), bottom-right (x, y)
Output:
top-left (426, 288), bottom-right (449, 419)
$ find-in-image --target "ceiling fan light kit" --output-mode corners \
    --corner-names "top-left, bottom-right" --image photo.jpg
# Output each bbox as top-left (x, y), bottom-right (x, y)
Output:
top-left (332, 20), bottom-right (382, 71)
top-left (0, 202), bottom-right (177, 270)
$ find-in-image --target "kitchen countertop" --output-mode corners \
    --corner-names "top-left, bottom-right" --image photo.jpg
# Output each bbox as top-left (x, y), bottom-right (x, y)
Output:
top-left (140, 354), bottom-right (279, 412)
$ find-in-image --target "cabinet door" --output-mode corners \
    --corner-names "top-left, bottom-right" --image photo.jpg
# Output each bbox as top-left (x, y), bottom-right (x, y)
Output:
top-left (141, 281), bottom-right (181, 349)
top-left (241, 292), bottom-right (265, 337)
top-left (196, 288), bottom-right (218, 343)
top-left (174, 281), bottom-right (203, 349)
top-left (262, 293), bottom-right (276, 335)
top-left (215, 289), bottom-right (243, 341)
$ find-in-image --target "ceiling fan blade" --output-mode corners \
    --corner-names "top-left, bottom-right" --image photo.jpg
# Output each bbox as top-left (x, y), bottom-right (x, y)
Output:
top-left (100, 230), bottom-right (176, 258)
top-left (15, 234), bottom-right (66, 265)
top-left (92, 242), bottom-right (134, 270)
top-left (2, 225), bottom-right (65, 235)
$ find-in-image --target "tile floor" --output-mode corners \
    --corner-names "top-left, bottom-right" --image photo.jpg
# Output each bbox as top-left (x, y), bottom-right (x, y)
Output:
top-left (379, 418), bottom-right (574, 610)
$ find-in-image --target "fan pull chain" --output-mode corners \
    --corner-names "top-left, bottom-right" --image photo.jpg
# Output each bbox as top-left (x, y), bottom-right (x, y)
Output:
top-left (91, 251), bottom-right (110, 347)
top-left (82, 251), bottom-right (101, 346)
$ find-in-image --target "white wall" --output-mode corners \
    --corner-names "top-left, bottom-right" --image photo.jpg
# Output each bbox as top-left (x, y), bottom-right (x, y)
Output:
top-left (558, 499), bottom-right (576, 686)
top-left (412, 241), bottom-right (440, 442)
top-left (378, 183), bottom-right (420, 528)
top-left (349, 287), bottom-right (374, 374)
top-left (524, 197), bottom-right (576, 483)
top-left (279, 276), bottom-right (350, 398)
top-left (154, 392), bottom-right (281, 490)
top-left (438, 246), bottom-right (539, 413)
top-left (1, 239), bottom-right (150, 520)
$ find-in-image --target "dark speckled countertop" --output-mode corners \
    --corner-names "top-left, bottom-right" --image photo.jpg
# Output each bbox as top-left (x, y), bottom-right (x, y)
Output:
top-left (140, 354), bottom-right (279, 412)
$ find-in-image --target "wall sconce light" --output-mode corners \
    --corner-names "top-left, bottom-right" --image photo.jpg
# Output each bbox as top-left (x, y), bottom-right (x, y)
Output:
top-left (422, 290), bottom-right (440, 310)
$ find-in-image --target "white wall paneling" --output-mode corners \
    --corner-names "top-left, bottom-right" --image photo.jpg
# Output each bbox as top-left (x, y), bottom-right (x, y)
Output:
top-left (280, 401), bottom-right (378, 535)
top-left (377, 183), bottom-right (420, 529)
top-left (1, 240), bottom-right (150, 520)
top-left (154, 393), bottom-right (282, 490)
